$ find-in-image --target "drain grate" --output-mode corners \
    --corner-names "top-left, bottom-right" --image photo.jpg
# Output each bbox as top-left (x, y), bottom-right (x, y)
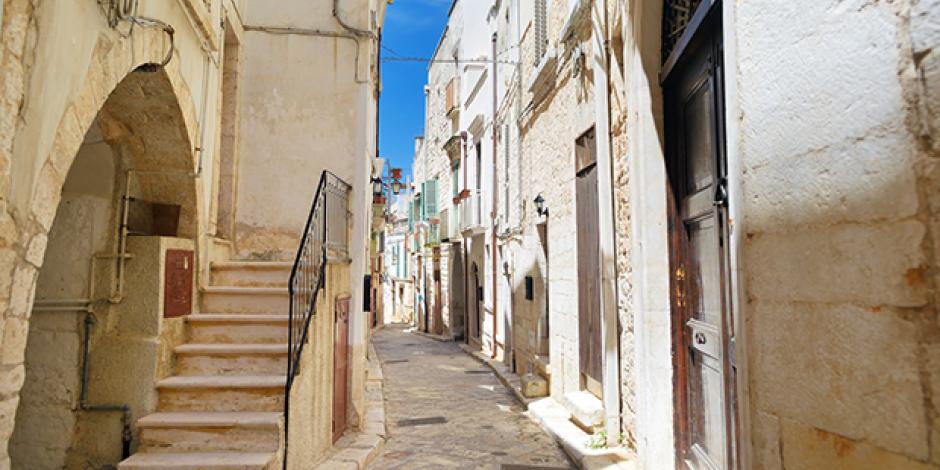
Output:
top-left (464, 370), bottom-right (492, 374)
top-left (384, 359), bottom-right (410, 364)
top-left (397, 416), bottom-right (448, 427)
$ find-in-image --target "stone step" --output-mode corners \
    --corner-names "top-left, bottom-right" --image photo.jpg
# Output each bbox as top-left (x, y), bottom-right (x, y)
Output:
top-left (561, 390), bottom-right (605, 430)
top-left (157, 375), bottom-right (285, 412)
top-left (118, 452), bottom-right (275, 470)
top-left (201, 287), bottom-right (288, 314)
top-left (211, 261), bottom-right (292, 288)
top-left (137, 412), bottom-right (282, 454)
top-left (186, 315), bottom-right (289, 344)
top-left (175, 344), bottom-right (288, 376)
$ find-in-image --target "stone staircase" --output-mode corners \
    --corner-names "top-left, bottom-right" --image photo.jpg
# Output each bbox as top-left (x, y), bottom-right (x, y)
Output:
top-left (118, 261), bottom-right (293, 470)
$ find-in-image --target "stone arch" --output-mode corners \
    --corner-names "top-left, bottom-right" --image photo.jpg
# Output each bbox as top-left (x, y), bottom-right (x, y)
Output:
top-left (3, 26), bottom-right (202, 468)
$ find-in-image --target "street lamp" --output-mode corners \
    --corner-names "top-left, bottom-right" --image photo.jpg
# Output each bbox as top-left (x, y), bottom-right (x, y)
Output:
top-left (534, 193), bottom-right (548, 217)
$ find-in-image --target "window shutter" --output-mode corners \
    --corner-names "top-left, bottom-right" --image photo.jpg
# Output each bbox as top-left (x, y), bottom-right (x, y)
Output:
top-left (535, 0), bottom-right (548, 63)
top-left (425, 179), bottom-right (439, 218)
top-left (408, 201), bottom-right (415, 232)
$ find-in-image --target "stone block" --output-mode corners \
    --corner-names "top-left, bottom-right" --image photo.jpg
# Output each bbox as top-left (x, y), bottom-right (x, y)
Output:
top-left (751, 302), bottom-right (928, 459)
top-left (561, 390), bottom-right (604, 429)
top-left (521, 373), bottom-right (548, 398)
top-left (742, 130), bottom-right (919, 230)
top-left (752, 411), bottom-right (783, 470)
top-left (8, 262), bottom-right (35, 320)
top-left (911, 0), bottom-right (940, 54)
top-left (737, 0), bottom-right (902, 164)
top-left (780, 418), bottom-right (933, 470)
top-left (1, 316), bottom-right (28, 365)
top-left (746, 220), bottom-right (928, 307)
top-left (24, 234), bottom-right (46, 268)
top-left (0, 365), bottom-right (24, 401)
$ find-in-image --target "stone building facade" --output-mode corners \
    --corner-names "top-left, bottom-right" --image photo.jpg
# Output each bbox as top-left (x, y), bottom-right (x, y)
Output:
top-left (0, 0), bottom-right (388, 468)
top-left (403, 0), bottom-right (940, 469)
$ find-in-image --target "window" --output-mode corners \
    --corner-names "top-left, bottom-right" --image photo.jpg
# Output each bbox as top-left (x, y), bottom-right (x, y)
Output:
top-left (534, 0), bottom-right (549, 64)
top-left (452, 160), bottom-right (460, 198)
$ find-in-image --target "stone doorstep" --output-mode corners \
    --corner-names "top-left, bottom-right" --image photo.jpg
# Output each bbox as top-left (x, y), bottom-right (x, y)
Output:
top-left (527, 398), bottom-right (636, 470)
top-left (457, 343), bottom-right (636, 470)
top-left (561, 391), bottom-right (604, 430)
top-left (313, 339), bottom-right (389, 470)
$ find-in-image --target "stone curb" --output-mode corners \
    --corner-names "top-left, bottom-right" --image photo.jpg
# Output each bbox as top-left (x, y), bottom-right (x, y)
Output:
top-left (455, 342), bottom-right (636, 470)
top-left (314, 341), bottom-right (388, 470)
top-left (410, 328), bottom-right (452, 343)
top-left (456, 343), bottom-right (534, 409)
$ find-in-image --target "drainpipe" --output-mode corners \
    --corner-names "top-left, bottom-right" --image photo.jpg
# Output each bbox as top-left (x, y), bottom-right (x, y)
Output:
top-left (591, 0), bottom-right (623, 446)
top-left (80, 313), bottom-right (132, 459)
top-left (490, 32), bottom-right (499, 360)
top-left (461, 132), bottom-right (470, 344)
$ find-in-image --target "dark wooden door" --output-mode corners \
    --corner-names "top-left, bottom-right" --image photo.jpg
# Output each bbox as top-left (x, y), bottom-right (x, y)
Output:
top-left (576, 153), bottom-right (602, 385)
top-left (664, 7), bottom-right (736, 469)
top-left (333, 296), bottom-right (350, 443)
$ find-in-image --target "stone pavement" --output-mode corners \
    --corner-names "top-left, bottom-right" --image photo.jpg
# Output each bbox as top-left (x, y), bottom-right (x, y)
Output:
top-left (370, 325), bottom-right (574, 470)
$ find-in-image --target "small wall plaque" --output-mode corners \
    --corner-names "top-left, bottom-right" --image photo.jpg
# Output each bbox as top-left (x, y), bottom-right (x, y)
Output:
top-left (164, 249), bottom-right (194, 318)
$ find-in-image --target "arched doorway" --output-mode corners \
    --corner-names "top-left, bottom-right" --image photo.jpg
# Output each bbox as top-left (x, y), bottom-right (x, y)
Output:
top-left (9, 62), bottom-right (198, 469)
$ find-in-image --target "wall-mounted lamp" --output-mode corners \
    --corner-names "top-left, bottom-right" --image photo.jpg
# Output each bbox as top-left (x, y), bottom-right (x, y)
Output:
top-left (372, 177), bottom-right (384, 197)
top-left (534, 193), bottom-right (548, 217)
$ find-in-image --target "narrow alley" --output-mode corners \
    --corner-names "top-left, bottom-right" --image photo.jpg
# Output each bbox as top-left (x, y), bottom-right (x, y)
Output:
top-left (371, 325), bottom-right (572, 469)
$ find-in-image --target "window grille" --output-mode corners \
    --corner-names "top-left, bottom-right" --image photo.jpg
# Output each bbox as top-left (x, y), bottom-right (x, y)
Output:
top-left (534, 0), bottom-right (549, 64)
top-left (662, 0), bottom-right (703, 63)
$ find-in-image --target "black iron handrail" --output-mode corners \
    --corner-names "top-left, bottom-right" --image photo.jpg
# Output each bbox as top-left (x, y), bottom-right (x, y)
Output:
top-left (284, 170), bottom-right (350, 469)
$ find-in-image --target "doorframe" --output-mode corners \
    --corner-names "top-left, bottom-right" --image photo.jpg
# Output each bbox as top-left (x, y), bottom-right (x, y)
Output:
top-left (659, 0), bottom-right (752, 470)
top-left (622, 0), bottom-right (751, 468)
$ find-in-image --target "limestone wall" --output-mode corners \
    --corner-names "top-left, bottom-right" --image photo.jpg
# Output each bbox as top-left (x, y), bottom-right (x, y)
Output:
top-left (517, 0), bottom-right (597, 398)
top-left (0, 1), bottom-right (227, 465)
top-left (734, 1), bottom-right (940, 468)
top-left (286, 261), bottom-right (351, 468)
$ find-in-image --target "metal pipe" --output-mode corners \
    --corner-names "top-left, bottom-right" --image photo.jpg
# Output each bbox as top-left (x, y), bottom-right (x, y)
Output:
top-left (332, 0), bottom-right (376, 38)
top-left (491, 32), bottom-right (499, 360)
top-left (80, 313), bottom-right (132, 459)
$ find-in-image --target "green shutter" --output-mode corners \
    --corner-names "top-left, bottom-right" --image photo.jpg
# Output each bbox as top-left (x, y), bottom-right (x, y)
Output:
top-left (424, 179), bottom-right (438, 219)
top-left (408, 201), bottom-right (415, 232)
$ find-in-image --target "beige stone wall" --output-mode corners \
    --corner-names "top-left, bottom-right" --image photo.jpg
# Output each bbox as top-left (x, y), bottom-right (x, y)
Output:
top-left (0, 0), bottom-right (229, 466)
top-left (517, 0), bottom-right (597, 398)
top-left (287, 261), bottom-right (351, 468)
top-left (735, 1), bottom-right (940, 468)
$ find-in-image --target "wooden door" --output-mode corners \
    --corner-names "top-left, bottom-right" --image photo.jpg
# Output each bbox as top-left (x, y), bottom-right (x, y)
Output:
top-left (333, 296), bottom-right (350, 443)
top-left (663, 6), bottom-right (737, 469)
top-left (576, 127), bottom-right (602, 386)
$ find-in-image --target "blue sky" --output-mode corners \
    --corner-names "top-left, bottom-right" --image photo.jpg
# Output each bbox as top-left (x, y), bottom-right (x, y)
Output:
top-left (379, 0), bottom-right (452, 182)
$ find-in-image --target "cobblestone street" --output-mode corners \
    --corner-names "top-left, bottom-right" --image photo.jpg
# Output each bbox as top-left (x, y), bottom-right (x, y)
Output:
top-left (371, 325), bottom-right (573, 469)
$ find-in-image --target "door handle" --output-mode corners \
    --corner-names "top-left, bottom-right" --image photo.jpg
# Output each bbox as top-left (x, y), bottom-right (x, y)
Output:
top-left (713, 177), bottom-right (728, 208)
top-left (695, 332), bottom-right (707, 345)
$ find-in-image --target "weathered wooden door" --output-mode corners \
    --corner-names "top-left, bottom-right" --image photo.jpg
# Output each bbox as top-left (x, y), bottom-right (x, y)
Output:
top-left (333, 296), bottom-right (350, 443)
top-left (576, 128), bottom-right (602, 388)
top-left (663, 5), bottom-right (737, 469)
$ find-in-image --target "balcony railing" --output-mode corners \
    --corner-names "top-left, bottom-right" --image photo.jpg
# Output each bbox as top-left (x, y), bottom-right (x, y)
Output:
top-left (460, 190), bottom-right (484, 234)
